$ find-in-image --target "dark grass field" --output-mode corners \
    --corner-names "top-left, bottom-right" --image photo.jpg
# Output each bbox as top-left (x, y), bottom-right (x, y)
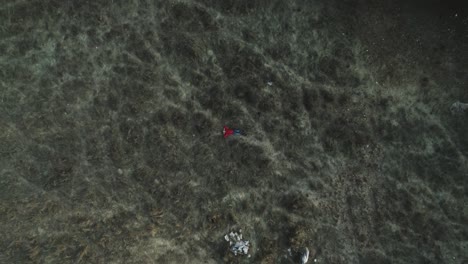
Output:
top-left (1, 0), bottom-right (467, 263)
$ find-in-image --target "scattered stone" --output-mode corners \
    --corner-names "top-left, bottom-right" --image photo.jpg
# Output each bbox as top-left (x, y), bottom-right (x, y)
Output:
top-left (286, 246), bottom-right (314, 263)
top-left (224, 230), bottom-right (250, 257)
top-left (450, 101), bottom-right (468, 114)
top-left (301, 247), bottom-right (309, 264)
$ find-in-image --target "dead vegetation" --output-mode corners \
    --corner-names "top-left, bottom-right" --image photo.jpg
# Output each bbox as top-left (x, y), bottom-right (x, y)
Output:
top-left (0, 0), bottom-right (467, 263)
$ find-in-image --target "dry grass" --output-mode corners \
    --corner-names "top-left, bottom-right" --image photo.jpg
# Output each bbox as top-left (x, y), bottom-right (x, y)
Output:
top-left (0, 0), bottom-right (467, 263)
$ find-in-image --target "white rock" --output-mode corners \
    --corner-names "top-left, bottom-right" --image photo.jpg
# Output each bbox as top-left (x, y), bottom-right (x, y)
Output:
top-left (451, 101), bottom-right (468, 114)
top-left (225, 231), bottom-right (250, 256)
top-left (242, 246), bottom-right (249, 254)
top-left (301, 247), bottom-right (309, 264)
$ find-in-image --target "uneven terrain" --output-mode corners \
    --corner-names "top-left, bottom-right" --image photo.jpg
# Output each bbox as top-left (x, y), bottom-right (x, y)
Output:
top-left (1, 0), bottom-right (467, 263)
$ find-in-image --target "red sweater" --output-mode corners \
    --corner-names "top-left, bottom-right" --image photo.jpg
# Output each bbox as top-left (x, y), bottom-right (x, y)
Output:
top-left (223, 126), bottom-right (234, 138)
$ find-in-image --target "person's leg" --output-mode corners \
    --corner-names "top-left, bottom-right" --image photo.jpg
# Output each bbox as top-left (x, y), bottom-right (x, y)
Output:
top-left (234, 129), bottom-right (241, 135)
